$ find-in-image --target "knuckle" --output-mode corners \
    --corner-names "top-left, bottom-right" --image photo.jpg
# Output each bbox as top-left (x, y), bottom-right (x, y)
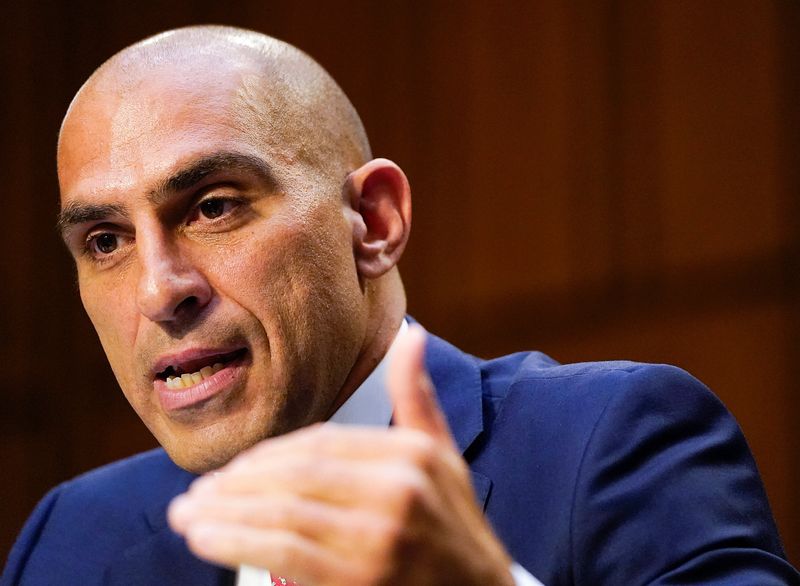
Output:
top-left (375, 517), bottom-right (405, 550)
top-left (261, 502), bottom-right (291, 527)
top-left (365, 520), bottom-right (416, 586)
top-left (348, 571), bottom-right (374, 586)
top-left (270, 537), bottom-right (298, 570)
top-left (287, 457), bottom-right (317, 481)
top-left (302, 422), bottom-right (330, 446)
top-left (353, 561), bottom-right (392, 586)
top-left (407, 433), bottom-right (438, 471)
top-left (394, 470), bottom-right (431, 517)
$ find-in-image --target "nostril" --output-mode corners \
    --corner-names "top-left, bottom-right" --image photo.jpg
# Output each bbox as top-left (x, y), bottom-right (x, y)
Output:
top-left (175, 295), bottom-right (199, 314)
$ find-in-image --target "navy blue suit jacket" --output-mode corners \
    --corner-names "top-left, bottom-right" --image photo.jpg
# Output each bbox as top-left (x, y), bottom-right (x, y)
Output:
top-left (3, 333), bottom-right (798, 584)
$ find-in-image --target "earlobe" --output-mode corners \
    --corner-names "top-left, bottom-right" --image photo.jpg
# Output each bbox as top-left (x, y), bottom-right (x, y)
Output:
top-left (345, 158), bottom-right (412, 279)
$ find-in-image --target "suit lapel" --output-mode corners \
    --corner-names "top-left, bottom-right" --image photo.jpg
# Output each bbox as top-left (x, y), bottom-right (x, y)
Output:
top-left (105, 526), bottom-right (234, 586)
top-left (106, 458), bottom-right (234, 585)
top-left (424, 331), bottom-right (485, 455)
top-left (423, 330), bottom-right (493, 509)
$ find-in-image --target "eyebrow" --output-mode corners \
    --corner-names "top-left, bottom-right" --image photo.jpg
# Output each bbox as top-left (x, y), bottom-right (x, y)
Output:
top-left (56, 203), bottom-right (129, 238)
top-left (148, 151), bottom-right (276, 207)
top-left (56, 151), bottom-right (276, 238)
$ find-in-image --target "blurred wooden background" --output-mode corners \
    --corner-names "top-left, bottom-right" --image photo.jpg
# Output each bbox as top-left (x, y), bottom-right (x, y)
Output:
top-left (1, 0), bottom-right (798, 567)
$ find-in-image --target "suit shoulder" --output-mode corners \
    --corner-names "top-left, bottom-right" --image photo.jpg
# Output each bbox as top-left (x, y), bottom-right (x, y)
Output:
top-left (477, 352), bottom-right (722, 447)
top-left (57, 448), bottom-right (186, 506)
top-left (2, 449), bottom-right (190, 585)
top-left (493, 352), bottom-right (716, 410)
top-left (567, 362), bottom-right (791, 582)
top-left (478, 353), bottom-right (717, 448)
top-left (40, 448), bottom-right (189, 528)
top-left (477, 353), bottom-right (794, 582)
top-left (67, 448), bottom-right (178, 488)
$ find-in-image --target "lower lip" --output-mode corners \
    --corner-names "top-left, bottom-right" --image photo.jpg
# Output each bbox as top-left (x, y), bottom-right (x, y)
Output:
top-left (154, 361), bottom-right (247, 412)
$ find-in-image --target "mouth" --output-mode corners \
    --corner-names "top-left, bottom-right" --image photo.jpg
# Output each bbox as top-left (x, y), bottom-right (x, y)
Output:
top-left (155, 348), bottom-right (249, 390)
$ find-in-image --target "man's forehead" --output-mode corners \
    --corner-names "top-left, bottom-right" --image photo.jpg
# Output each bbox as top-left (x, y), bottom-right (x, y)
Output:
top-left (62, 59), bottom-right (251, 136)
top-left (57, 26), bottom-right (371, 212)
top-left (59, 142), bottom-right (272, 210)
top-left (57, 149), bottom-right (276, 242)
top-left (58, 65), bottom-right (265, 198)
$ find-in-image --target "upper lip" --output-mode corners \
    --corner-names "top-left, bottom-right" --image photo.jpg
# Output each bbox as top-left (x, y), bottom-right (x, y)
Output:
top-left (150, 346), bottom-right (248, 380)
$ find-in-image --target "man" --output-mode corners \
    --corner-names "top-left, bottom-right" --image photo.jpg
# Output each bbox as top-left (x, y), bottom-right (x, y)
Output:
top-left (2, 25), bottom-right (798, 585)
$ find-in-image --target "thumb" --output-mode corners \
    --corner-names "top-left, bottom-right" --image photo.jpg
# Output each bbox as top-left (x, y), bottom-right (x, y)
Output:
top-left (388, 324), bottom-right (455, 447)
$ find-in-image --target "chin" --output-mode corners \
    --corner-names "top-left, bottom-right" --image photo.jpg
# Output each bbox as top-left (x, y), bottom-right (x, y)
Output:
top-left (162, 430), bottom-right (261, 474)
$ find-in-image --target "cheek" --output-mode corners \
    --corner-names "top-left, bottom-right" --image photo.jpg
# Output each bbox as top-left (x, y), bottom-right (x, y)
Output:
top-left (215, 210), bottom-right (364, 361)
top-left (215, 222), bottom-right (334, 329)
top-left (217, 207), bottom-right (357, 305)
top-left (79, 277), bottom-right (140, 388)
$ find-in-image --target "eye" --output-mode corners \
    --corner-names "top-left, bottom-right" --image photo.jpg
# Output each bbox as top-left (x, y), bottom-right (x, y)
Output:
top-left (186, 193), bottom-right (249, 231)
top-left (199, 198), bottom-right (226, 219)
top-left (197, 197), bottom-right (239, 220)
top-left (88, 232), bottom-right (119, 255)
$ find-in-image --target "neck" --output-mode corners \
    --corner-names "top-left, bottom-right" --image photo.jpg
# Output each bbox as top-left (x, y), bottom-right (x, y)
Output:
top-left (326, 271), bottom-right (406, 416)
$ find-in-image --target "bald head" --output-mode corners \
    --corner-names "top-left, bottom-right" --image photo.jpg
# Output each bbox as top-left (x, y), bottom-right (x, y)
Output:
top-left (55, 26), bottom-right (410, 472)
top-left (59, 26), bottom-right (371, 189)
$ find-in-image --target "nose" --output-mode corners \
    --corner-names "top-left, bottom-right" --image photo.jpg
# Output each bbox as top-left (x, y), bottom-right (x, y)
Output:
top-left (136, 230), bottom-right (212, 323)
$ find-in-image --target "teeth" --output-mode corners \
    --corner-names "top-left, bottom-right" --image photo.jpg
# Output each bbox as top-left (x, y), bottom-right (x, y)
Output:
top-left (165, 363), bottom-right (225, 389)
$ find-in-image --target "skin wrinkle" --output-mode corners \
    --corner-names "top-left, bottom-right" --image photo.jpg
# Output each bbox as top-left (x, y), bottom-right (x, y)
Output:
top-left (152, 152), bottom-right (277, 205)
top-left (232, 71), bottom-right (365, 187)
top-left (59, 153), bottom-right (276, 242)
top-left (54, 26), bottom-right (521, 586)
top-left (57, 26), bottom-right (393, 473)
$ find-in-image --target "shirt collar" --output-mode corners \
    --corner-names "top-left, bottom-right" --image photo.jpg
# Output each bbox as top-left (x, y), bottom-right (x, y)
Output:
top-left (328, 320), bottom-right (408, 427)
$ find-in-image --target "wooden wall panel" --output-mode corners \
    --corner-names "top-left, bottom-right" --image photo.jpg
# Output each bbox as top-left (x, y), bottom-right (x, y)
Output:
top-left (1, 0), bottom-right (797, 568)
top-left (612, 2), bottom-right (666, 286)
top-left (463, 1), bottom-right (576, 300)
top-left (657, 1), bottom-right (787, 269)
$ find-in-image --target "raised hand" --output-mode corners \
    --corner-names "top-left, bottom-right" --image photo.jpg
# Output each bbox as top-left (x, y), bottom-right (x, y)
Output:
top-left (168, 325), bottom-right (514, 586)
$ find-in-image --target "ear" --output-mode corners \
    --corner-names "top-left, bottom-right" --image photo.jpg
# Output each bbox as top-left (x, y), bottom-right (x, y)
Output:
top-left (344, 158), bottom-right (412, 279)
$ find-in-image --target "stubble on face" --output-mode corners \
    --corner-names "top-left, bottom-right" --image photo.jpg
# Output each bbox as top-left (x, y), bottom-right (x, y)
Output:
top-left (58, 34), bottom-right (374, 473)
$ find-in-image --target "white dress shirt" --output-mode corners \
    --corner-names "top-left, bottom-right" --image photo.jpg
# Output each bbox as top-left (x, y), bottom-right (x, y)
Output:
top-left (237, 322), bottom-right (542, 586)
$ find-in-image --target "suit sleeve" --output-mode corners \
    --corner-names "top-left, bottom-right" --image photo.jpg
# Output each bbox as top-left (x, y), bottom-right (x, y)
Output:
top-left (570, 364), bottom-right (799, 585)
top-left (1, 486), bottom-right (63, 586)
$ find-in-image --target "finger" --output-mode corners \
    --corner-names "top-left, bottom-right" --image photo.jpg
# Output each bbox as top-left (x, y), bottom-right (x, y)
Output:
top-left (169, 493), bottom-right (323, 535)
top-left (221, 423), bottom-right (441, 471)
top-left (184, 522), bottom-right (361, 584)
top-left (169, 493), bottom-right (395, 557)
top-left (388, 324), bottom-right (455, 447)
top-left (183, 455), bottom-right (438, 515)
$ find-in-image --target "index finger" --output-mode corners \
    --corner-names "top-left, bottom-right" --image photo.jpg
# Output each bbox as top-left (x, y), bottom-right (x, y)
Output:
top-left (388, 324), bottom-right (456, 448)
